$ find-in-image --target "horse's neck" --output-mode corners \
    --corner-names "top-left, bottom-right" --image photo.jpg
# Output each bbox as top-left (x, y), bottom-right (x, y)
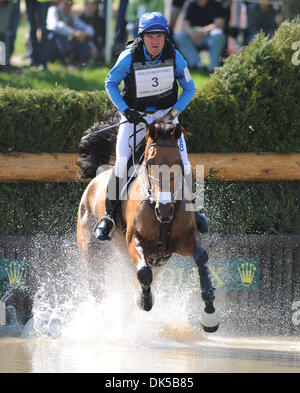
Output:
top-left (132, 164), bottom-right (150, 201)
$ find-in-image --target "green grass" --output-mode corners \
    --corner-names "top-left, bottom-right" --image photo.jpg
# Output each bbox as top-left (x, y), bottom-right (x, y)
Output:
top-left (0, 12), bottom-right (209, 91)
top-left (0, 63), bottom-right (208, 91)
top-left (0, 62), bottom-right (111, 90)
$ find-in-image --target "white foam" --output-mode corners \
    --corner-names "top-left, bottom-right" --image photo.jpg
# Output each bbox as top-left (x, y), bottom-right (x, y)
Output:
top-left (24, 241), bottom-right (198, 350)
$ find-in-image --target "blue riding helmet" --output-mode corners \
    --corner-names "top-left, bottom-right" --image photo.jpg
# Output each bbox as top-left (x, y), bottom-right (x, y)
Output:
top-left (138, 12), bottom-right (169, 36)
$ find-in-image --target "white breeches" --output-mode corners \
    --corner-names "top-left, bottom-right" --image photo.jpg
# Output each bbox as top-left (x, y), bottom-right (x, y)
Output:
top-left (114, 108), bottom-right (191, 179)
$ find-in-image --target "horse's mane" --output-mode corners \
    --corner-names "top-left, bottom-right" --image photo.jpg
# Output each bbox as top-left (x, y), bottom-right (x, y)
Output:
top-left (76, 108), bottom-right (120, 179)
top-left (147, 116), bottom-right (176, 140)
top-left (146, 115), bottom-right (191, 142)
top-left (77, 112), bottom-right (190, 179)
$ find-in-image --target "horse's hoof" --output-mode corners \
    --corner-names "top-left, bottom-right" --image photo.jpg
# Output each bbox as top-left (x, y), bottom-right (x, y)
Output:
top-left (201, 308), bottom-right (220, 333)
top-left (136, 289), bottom-right (154, 312)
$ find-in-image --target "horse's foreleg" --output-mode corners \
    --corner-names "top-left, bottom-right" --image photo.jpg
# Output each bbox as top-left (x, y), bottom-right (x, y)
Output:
top-left (128, 235), bottom-right (154, 311)
top-left (192, 231), bottom-right (220, 333)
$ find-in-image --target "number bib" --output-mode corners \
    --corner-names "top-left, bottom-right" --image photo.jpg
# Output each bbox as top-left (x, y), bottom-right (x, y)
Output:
top-left (133, 59), bottom-right (175, 100)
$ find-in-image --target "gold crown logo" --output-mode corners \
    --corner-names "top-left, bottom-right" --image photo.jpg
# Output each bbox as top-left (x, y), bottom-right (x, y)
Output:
top-left (5, 262), bottom-right (25, 286)
top-left (237, 262), bottom-right (256, 287)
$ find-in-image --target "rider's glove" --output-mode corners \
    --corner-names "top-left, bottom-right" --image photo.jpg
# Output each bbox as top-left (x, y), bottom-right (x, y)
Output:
top-left (123, 108), bottom-right (147, 125)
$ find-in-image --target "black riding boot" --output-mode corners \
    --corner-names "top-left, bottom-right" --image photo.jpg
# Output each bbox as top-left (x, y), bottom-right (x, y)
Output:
top-left (94, 171), bottom-right (121, 241)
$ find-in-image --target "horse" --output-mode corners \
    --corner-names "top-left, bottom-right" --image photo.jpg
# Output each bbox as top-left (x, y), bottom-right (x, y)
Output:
top-left (76, 114), bottom-right (219, 333)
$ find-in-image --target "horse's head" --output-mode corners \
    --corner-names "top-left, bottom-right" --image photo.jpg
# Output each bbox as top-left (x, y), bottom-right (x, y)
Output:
top-left (144, 117), bottom-right (185, 224)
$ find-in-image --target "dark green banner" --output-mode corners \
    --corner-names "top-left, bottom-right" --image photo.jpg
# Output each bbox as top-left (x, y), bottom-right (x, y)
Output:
top-left (0, 259), bottom-right (28, 291)
top-left (156, 257), bottom-right (260, 291)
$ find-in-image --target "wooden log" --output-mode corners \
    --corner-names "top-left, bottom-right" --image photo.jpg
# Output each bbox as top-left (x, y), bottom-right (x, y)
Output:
top-left (189, 152), bottom-right (300, 181)
top-left (0, 153), bottom-right (82, 183)
top-left (0, 152), bottom-right (300, 182)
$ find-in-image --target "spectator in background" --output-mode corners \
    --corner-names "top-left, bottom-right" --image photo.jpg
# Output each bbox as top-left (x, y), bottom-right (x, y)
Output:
top-left (25, 0), bottom-right (52, 67)
top-left (113, 0), bottom-right (128, 55)
top-left (79, 0), bottom-right (106, 61)
top-left (174, 0), bottom-right (226, 73)
top-left (0, 0), bottom-right (14, 66)
top-left (226, 0), bottom-right (248, 54)
top-left (7, 0), bottom-right (21, 66)
top-left (125, 0), bottom-right (164, 40)
top-left (244, 1), bottom-right (282, 45)
top-left (46, 0), bottom-right (96, 65)
top-left (169, 0), bottom-right (186, 34)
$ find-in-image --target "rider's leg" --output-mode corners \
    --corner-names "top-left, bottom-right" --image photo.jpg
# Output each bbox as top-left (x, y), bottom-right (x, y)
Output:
top-left (94, 169), bottom-right (122, 240)
top-left (94, 117), bottom-right (146, 241)
top-left (177, 132), bottom-right (209, 233)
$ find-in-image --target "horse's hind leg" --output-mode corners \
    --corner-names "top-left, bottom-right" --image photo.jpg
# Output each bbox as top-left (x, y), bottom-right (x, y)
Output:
top-left (77, 206), bottom-right (105, 300)
top-left (193, 232), bottom-right (220, 332)
top-left (128, 235), bottom-right (154, 311)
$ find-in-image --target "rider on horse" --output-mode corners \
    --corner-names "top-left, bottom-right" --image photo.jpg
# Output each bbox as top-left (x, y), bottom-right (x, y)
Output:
top-left (96, 11), bottom-right (207, 241)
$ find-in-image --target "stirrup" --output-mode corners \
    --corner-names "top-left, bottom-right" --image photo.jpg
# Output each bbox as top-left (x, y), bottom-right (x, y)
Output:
top-left (94, 215), bottom-right (116, 241)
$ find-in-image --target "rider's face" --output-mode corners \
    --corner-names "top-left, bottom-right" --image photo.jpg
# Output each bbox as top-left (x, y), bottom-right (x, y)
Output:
top-left (143, 33), bottom-right (166, 59)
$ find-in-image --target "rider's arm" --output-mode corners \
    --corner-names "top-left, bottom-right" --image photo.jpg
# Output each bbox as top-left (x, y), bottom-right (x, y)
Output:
top-left (172, 50), bottom-right (196, 114)
top-left (105, 49), bottom-right (132, 114)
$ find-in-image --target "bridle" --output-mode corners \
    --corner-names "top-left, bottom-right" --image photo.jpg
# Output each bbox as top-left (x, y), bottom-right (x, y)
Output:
top-left (129, 123), bottom-right (185, 264)
top-left (129, 123), bottom-right (184, 209)
top-left (145, 141), bottom-right (184, 206)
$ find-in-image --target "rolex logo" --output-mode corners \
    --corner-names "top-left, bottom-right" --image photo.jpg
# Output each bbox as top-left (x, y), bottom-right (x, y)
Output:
top-left (237, 262), bottom-right (256, 287)
top-left (5, 262), bottom-right (25, 286)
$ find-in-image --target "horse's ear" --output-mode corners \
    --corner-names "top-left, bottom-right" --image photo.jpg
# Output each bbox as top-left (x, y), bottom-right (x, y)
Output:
top-left (147, 123), bottom-right (157, 140)
top-left (172, 124), bottom-right (182, 139)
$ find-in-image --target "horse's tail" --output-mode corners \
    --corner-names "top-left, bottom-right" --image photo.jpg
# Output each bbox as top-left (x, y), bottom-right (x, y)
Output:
top-left (77, 108), bottom-right (120, 179)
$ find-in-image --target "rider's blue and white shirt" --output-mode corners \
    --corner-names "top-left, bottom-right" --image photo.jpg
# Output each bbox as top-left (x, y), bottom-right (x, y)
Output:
top-left (105, 44), bottom-right (196, 114)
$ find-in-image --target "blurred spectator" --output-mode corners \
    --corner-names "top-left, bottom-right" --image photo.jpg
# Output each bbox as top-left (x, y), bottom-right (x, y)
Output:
top-left (113, 0), bottom-right (128, 54)
top-left (7, 0), bottom-right (21, 65)
top-left (218, 0), bottom-right (231, 32)
top-left (79, 0), bottom-right (106, 60)
top-left (125, 0), bottom-right (164, 40)
top-left (227, 0), bottom-right (247, 54)
top-left (25, 0), bottom-right (52, 66)
top-left (169, 0), bottom-right (186, 33)
top-left (244, 0), bottom-right (282, 45)
top-left (0, 0), bottom-right (14, 65)
top-left (46, 0), bottom-right (96, 65)
top-left (174, 0), bottom-right (227, 73)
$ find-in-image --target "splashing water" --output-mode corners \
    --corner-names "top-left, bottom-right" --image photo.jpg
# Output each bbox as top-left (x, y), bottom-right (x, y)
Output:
top-left (23, 236), bottom-right (201, 349)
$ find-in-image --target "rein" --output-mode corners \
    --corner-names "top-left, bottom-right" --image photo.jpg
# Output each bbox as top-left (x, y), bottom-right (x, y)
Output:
top-left (129, 124), bottom-right (175, 201)
top-left (129, 123), bottom-right (184, 208)
top-left (130, 124), bottom-right (152, 200)
top-left (129, 123), bottom-right (185, 264)
top-left (81, 119), bottom-right (129, 141)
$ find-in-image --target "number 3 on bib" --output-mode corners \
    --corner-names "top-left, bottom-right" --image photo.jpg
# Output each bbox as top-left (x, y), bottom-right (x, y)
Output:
top-left (135, 62), bottom-right (174, 99)
top-left (152, 77), bottom-right (159, 87)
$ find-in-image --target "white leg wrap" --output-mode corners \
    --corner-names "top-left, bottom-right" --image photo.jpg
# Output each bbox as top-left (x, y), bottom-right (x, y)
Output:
top-left (201, 308), bottom-right (220, 333)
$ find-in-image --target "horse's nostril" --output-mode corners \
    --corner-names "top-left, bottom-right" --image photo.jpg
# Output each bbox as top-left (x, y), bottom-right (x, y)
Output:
top-left (155, 205), bottom-right (174, 224)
